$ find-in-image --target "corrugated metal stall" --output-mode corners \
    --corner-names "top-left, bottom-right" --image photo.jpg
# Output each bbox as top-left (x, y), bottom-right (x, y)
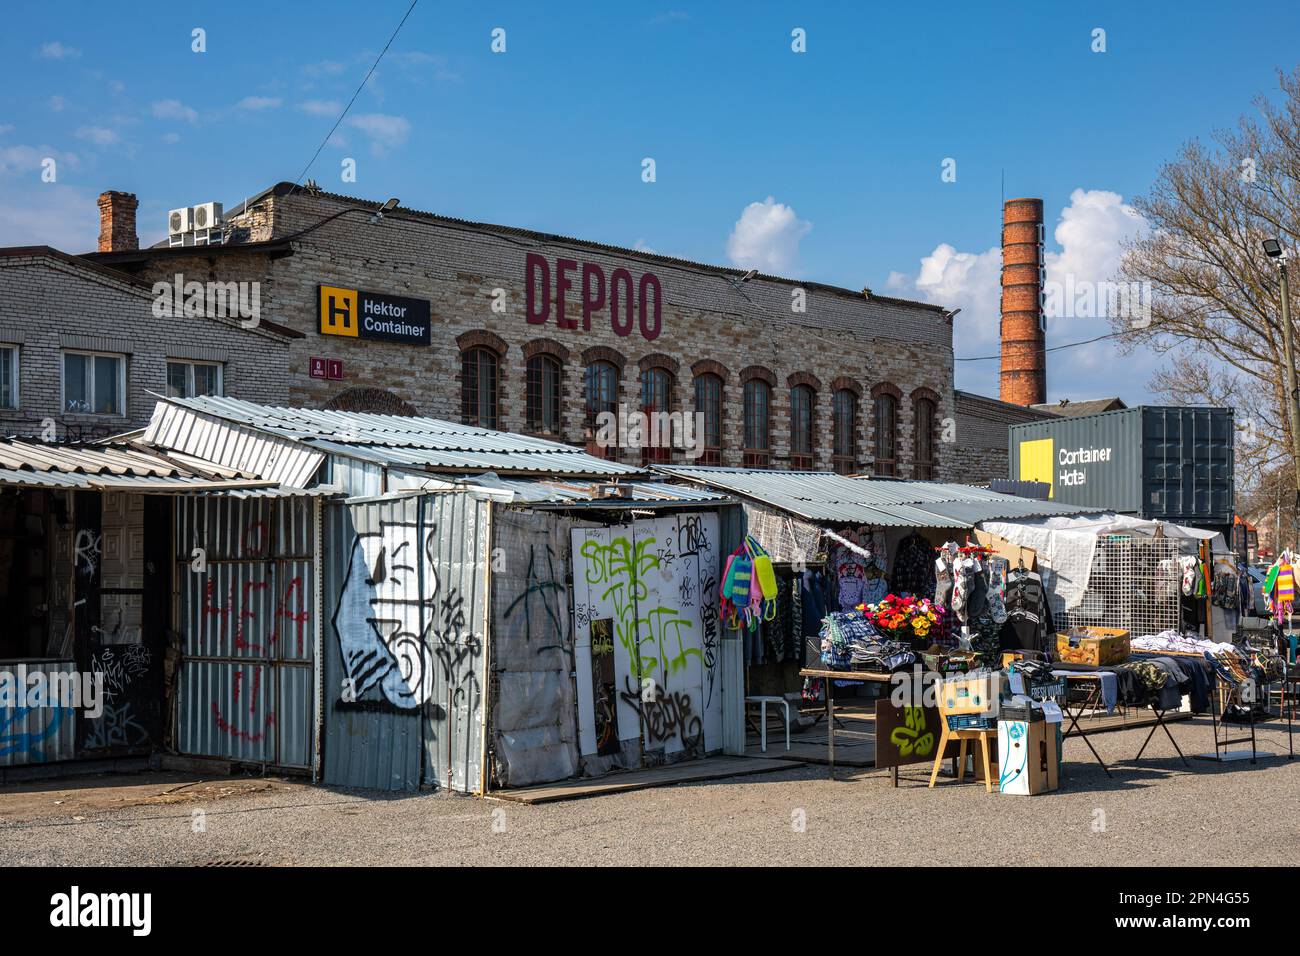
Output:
top-left (174, 494), bottom-right (318, 769)
top-left (0, 661), bottom-right (79, 767)
top-left (322, 491), bottom-right (490, 792)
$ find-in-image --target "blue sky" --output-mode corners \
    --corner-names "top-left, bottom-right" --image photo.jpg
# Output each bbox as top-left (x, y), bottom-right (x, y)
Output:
top-left (2, 0), bottom-right (1298, 402)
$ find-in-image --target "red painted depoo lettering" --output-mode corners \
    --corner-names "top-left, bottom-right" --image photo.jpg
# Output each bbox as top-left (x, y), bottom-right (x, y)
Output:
top-left (526, 253), bottom-right (662, 341)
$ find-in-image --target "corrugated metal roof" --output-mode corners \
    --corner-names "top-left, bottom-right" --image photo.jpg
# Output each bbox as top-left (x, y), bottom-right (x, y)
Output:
top-left (654, 466), bottom-right (1092, 528)
top-left (457, 474), bottom-right (731, 506)
top-left (159, 395), bottom-right (644, 478)
top-left (144, 399), bottom-right (327, 488)
top-left (0, 439), bottom-right (275, 491)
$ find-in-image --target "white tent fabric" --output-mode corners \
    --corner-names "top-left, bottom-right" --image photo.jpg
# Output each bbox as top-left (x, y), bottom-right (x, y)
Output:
top-left (978, 513), bottom-right (1229, 611)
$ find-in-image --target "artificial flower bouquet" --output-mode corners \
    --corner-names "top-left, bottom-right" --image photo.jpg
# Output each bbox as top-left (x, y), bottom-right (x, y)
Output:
top-left (857, 593), bottom-right (944, 647)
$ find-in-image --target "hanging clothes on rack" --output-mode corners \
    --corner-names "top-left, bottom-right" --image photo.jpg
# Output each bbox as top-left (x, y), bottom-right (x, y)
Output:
top-left (1000, 564), bottom-right (1054, 653)
top-left (892, 532), bottom-right (936, 599)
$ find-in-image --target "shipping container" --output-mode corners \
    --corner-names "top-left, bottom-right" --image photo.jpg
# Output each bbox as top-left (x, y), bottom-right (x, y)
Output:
top-left (1009, 406), bottom-right (1234, 525)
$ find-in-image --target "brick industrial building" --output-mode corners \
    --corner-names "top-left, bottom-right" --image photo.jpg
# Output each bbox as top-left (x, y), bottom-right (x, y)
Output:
top-left (89, 183), bottom-right (959, 478)
top-left (0, 242), bottom-right (295, 440)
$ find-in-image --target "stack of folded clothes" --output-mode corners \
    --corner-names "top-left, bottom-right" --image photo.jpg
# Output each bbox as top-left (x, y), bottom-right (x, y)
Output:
top-left (819, 611), bottom-right (915, 672)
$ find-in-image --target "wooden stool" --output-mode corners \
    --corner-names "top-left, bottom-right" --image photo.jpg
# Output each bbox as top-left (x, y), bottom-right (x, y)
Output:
top-left (929, 726), bottom-right (999, 793)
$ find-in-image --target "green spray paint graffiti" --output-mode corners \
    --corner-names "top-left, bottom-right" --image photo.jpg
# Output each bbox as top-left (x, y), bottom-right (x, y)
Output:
top-left (578, 535), bottom-right (700, 681)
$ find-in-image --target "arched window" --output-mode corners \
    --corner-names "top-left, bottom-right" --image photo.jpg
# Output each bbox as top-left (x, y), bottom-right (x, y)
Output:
top-left (914, 396), bottom-right (937, 480)
top-left (640, 366), bottom-right (673, 463)
top-left (873, 392), bottom-right (898, 476)
top-left (525, 353), bottom-right (562, 436)
top-left (585, 361), bottom-right (619, 459)
top-left (832, 389), bottom-right (858, 474)
top-left (790, 384), bottom-right (815, 469)
top-left (461, 347), bottom-right (499, 429)
top-left (743, 379), bottom-right (771, 468)
top-left (694, 373), bottom-right (723, 465)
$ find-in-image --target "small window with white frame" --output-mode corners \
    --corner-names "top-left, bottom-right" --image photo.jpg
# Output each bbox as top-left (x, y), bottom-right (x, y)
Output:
top-left (62, 350), bottom-right (126, 416)
top-left (167, 360), bottom-right (223, 398)
top-left (0, 345), bottom-right (17, 410)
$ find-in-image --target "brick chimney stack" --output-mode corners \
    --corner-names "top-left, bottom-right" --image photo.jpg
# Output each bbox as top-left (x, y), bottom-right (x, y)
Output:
top-left (999, 197), bottom-right (1046, 406)
top-left (97, 190), bottom-right (139, 252)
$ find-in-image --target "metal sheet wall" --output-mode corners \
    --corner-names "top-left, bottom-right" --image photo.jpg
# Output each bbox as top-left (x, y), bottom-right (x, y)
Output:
top-left (322, 492), bottom-right (490, 792)
top-left (174, 495), bottom-right (316, 768)
top-left (0, 661), bottom-right (79, 767)
top-left (1009, 406), bottom-right (1235, 523)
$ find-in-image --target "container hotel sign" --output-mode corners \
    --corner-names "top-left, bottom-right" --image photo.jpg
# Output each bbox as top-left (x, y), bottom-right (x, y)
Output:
top-left (1018, 437), bottom-right (1114, 497)
top-left (319, 285), bottom-right (431, 345)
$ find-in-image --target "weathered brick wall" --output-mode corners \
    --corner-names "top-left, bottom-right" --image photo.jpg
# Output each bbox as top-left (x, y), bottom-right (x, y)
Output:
top-left (135, 187), bottom-right (960, 476)
top-left (952, 389), bottom-right (1057, 485)
top-left (0, 253), bottom-right (291, 437)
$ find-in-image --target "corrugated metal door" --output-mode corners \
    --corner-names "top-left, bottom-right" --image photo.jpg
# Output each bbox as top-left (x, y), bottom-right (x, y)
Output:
top-left (175, 496), bottom-right (316, 768)
top-left (322, 492), bottom-right (489, 792)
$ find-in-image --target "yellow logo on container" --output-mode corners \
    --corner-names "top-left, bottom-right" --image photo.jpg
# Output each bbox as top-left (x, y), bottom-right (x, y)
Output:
top-left (1019, 438), bottom-right (1054, 497)
top-left (319, 285), bottom-right (359, 337)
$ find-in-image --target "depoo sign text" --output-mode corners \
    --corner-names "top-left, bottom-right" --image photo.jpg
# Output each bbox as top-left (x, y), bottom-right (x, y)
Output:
top-left (319, 285), bottom-right (431, 345)
top-left (525, 253), bottom-right (663, 341)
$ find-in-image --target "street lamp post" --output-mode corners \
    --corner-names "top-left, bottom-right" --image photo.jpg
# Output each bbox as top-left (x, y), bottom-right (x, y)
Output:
top-left (1264, 238), bottom-right (1300, 551)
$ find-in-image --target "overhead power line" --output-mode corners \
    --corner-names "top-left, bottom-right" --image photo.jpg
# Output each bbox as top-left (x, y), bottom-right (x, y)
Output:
top-left (292, 0), bottom-right (421, 187)
top-left (954, 330), bottom-right (1124, 362)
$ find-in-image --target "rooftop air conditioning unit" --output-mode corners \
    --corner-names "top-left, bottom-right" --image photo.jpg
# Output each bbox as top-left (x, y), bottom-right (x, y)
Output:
top-left (192, 201), bottom-right (223, 230)
top-left (168, 207), bottom-right (192, 235)
top-left (191, 201), bottom-right (224, 246)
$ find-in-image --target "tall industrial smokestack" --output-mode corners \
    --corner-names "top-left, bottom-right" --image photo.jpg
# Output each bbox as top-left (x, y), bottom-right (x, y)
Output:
top-left (999, 197), bottom-right (1046, 406)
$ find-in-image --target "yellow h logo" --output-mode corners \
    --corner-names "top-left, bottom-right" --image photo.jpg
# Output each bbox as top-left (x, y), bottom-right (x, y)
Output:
top-left (1018, 438), bottom-right (1054, 497)
top-left (320, 286), bottom-right (359, 337)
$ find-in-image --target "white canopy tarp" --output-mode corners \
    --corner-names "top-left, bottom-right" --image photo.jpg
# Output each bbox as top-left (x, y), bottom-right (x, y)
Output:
top-left (978, 513), bottom-right (1229, 611)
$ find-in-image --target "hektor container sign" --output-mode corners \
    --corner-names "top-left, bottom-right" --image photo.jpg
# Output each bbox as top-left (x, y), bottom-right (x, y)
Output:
top-left (1009, 406), bottom-right (1234, 525)
top-left (318, 284), bottom-right (431, 345)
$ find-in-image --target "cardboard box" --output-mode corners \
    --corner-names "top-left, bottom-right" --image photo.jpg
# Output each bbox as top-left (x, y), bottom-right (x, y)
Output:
top-left (938, 672), bottom-right (1002, 716)
top-left (1056, 627), bottom-right (1131, 666)
top-left (997, 718), bottom-right (1061, 795)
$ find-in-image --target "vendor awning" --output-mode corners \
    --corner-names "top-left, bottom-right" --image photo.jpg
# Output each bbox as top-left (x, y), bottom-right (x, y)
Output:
top-left (653, 466), bottom-right (1092, 528)
top-left (0, 439), bottom-right (277, 492)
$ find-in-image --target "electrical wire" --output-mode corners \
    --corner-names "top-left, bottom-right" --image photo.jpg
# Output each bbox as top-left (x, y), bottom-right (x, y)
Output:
top-left (291, 0), bottom-right (421, 187)
top-left (954, 330), bottom-right (1125, 361)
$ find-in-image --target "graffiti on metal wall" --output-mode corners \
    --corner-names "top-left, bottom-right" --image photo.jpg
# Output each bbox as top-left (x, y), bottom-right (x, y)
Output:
top-left (571, 513), bottom-right (720, 758)
top-left (0, 706), bottom-right (65, 761)
top-left (74, 528), bottom-right (101, 580)
top-left (202, 575), bottom-right (310, 657)
top-left (333, 518), bottom-right (482, 716)
top-left (211, 667), bottom-right (275, 743)
top-left (501, 542), bottom-right (566, 656)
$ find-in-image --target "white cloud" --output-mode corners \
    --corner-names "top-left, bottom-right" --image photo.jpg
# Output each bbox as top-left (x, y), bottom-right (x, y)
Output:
top-left (151, 99), bottom-right (198, 123)
top-left (48, 96), bottom-right (65, 112)
top-left (0, 144), bottom-right (78, 176)
top-left (236, 95), bottom-right (282, 110)
top-left (298, 99), bottom-right (342, 117)
top-left (75, 125), bottom-right (120, 147)
top-left (0, 185), bottom-right (99, 251)
top-left (109, 80), bottom-right (125, 94)
top-left (725, 196), bottom-right (811, 274)
top-left (633, 239), bottom-right (656, 254)
top-left (39, 41), bottom-right (80, 60)
top-left (887, 188), bottom-right (1154, 400)
top-left (345, 112), bottom-right (410, 156)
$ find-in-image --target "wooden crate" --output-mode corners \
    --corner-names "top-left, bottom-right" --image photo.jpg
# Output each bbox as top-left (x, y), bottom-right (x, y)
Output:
top-left (1056, 627), bottom-right (1131, 666)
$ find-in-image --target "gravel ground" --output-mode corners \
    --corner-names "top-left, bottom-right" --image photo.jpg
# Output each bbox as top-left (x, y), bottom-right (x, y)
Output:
top-left (1, 715), bottom-right (1296, 866)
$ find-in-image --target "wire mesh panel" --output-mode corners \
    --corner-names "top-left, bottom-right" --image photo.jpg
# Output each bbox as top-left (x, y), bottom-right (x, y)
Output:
top-left (1056, 535), bottom-right (1182, 637)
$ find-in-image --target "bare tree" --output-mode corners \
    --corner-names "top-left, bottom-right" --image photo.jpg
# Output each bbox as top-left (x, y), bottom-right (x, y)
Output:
top-left (1117, 67), bottom-right (1300, 500)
